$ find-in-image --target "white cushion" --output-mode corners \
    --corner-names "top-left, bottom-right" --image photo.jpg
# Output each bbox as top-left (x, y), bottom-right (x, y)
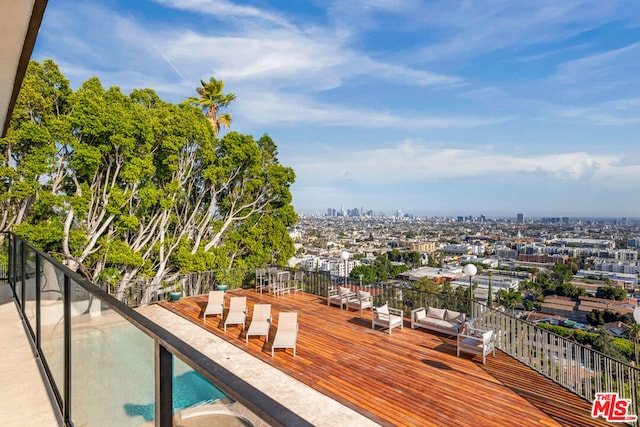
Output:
top-left (377, 304), bottom-right (389, 315)
top-left (482, 330), bottom-right (493, 344)
top-left (414, 309), bottom-right (426, 321)
top-left (357, 290), bottom-right (370, 299)
top-left (427, 307), bottom-right (446, 320)
top-left (444, 310), bottom-right (465, 324)
top-left (339, 286), bottom-right (351, 296)
top-left (460, 337), bottom-right (482, 348)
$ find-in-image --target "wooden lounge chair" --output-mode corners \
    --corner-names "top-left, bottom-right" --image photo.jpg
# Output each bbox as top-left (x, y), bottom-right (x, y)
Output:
top-left (372, 302), bottom-right (403, 335)
top-left (224, 297), bottom-right (247, 332)
top-left (271, 312), bottom-right (298, 357)
top-left (245, 304), bottom-right (272, 344)
top-left (203, 291), bottom-right (225, 321)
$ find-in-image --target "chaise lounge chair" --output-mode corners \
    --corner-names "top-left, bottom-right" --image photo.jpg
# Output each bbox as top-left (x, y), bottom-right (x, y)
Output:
top-left (245, 304), bottom-right (272, 344)
top-left (203, 290), bottom-right (225, 322)
top-left (271, 312), bottom-right (298, 357)
top-left (224, 297), bottom-right (247, 332)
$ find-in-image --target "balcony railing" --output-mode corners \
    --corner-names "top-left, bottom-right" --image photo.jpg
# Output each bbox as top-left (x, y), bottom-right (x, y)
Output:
top-left (1, 233), bottom-right (312, 427)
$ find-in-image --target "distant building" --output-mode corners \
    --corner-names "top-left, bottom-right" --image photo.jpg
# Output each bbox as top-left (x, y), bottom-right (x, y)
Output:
top-left (407, 241), bottom-right (437, 253)
top-left (540, 295), bottom-right (636, 323)
top-left (615, 249), bottom-right (638, 262)
top-left (575, 269), bottom-right (638, 287)
top-left (627, 237), bottom-right (640, 248)
top-left (591, 258), bottom-right (639, 275)
top-left (602, 321), bottom-right (630, 338)
top-left (442, 244), bottom-right (472, 257)
top-left (540, 296), bottom-right (582, 322)
top-left (517, 213), bottom-right (524, 223)
top-left (495, 246), bottom-right (518, 259)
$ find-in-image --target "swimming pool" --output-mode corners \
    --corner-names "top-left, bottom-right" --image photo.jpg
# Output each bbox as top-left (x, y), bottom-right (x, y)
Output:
top-left (62, 321), bottom-right (227, 426)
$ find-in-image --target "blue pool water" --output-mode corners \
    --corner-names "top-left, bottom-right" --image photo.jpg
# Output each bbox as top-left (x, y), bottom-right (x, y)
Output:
top-left (67, 321), bottom-right (226, 426)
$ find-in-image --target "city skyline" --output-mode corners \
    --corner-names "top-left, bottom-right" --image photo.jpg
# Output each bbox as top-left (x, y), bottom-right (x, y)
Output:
top-left (307, 206), bottom-right (637, 221)
top-left (31, 1), bottom-right (640, 217)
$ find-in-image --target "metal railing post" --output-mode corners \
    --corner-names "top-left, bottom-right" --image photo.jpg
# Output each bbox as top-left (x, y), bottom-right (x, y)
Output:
top-left (155, 343), bottom-right (173, 427)
top-left (35, 254), bottom-right (41, 349)
top-left (63, 274), bottom-right (71, 423)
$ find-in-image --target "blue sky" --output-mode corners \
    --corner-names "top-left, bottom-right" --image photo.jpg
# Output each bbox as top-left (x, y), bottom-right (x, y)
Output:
top-left (32, 0), bottom-right (640, 218)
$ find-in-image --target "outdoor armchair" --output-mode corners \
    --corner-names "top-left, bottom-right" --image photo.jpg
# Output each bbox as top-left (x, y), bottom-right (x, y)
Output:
top-left (327, 286), bottom-right (354, 309)
top-left (346, 289), bottom-right (373, 317)
top-left (372, 302), bottom-right (403, 335)
top-left (457, 328), bottom-right (495, 364)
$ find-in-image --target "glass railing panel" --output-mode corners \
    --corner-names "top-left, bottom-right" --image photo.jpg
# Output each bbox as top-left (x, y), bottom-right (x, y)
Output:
top-left (39, 257), bottom-right (65, 398)
top-left (0, 234), bottom-right (7, 283)
top-left (23, 246), bottom-right (37, 325)
top-left (172, 356), bottom-right (228, 419)
top-left (14, 238), bottom-right (23, 304)
top-left (69, 280), bottom-right (156, 426)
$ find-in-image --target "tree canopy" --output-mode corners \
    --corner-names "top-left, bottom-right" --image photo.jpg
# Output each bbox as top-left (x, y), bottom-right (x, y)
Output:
top-left (2, 60), bottom-right (297, 294)
top-left (595, 285), bottom-right (627, 301)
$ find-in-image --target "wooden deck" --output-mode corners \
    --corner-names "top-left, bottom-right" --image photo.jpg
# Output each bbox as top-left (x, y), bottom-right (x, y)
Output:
top-left (159, 289), bottom-right (609, 427)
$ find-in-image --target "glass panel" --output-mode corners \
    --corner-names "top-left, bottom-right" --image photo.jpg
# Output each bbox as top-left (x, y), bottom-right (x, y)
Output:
top-left (39, 258), bottom-right (65, 397)
top-left (70, 281), bottom-right (155, 427)
top-left (0, 234), bottom-right (7, 282)
top-left (23, 247), bottom-right (38, 325)
top-left (173, 356), bottom-right (227, 417)
top-left (14, 239), bottom-right (22, 304)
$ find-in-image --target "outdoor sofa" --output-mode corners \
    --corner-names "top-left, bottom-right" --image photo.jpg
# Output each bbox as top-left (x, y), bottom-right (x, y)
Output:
top-left (410, 306), bottom-right (472, 336)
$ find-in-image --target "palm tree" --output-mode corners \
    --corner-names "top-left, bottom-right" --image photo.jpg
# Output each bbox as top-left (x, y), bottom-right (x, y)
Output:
top-left (189, 77), bottom-right (236, 135)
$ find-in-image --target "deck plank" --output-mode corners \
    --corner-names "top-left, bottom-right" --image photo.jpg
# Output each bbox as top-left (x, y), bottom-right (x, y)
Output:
top-left (159, 289), bottom-right (609, 427)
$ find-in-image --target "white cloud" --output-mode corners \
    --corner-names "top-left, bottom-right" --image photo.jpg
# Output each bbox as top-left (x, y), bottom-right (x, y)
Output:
top-left (410, 1), bottom-right (636, 62)
top-left (557, 97), bottom-right (640, 125)
top-left (152, 0), bottom-right (290, 27)
top-left (551, 42), bottom-right (640, 85)
top-left (292, 140), bottom-right (626, 184)
top-left (236, 90), bottom-right (506, 128)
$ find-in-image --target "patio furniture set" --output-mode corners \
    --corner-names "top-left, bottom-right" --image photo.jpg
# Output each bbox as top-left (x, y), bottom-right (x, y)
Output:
top-left (202, 276), bottom-right (495, 363)
top-left (328, 285), bottom-right (495, 364)
top-left (255, 268), bottom-right (304, 297)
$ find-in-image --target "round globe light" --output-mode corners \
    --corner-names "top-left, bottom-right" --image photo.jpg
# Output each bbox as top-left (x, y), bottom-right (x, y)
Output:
top-left (340, 250), bottom-right (350, 261)
top-left (463, 264), bottom-right (477, 277)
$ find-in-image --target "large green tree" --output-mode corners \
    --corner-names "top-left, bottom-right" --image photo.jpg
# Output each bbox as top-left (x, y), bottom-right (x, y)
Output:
top-left (3, 60), bottom-right (296, 300)
top-left (0, 59), bottom-right (71, 233)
